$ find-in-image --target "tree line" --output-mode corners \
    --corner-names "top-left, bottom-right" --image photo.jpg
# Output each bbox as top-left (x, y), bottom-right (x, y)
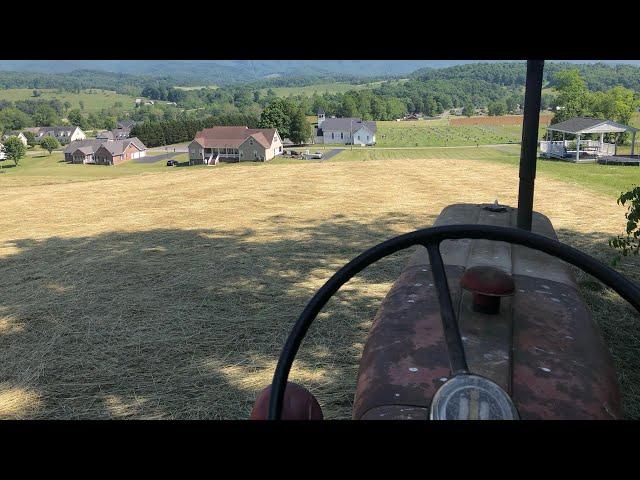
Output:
top-left (549, 69), bottom-right (639, 142)
top-left (130, 100), bottom-right (313, 147)
top-left (130, 113), bottom-right (261, 147)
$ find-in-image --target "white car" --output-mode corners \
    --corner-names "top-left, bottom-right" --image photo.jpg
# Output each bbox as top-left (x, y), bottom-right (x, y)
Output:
top-left (308, 152), bottom-right (323, 159)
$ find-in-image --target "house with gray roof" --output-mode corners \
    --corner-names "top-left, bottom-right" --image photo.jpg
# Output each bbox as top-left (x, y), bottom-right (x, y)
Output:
top-left (117, 120), bottom-right (136, 130)
top-left (35, 126), bottom-right (86, 144)
top-left (64, 137), bottom-right (147, 165)
top-left (2, 131), bottom-right (29, 146)
top-left (317, 116), bottom-right (377, 146)
top-left (96, 130), bottom-right (116, 141)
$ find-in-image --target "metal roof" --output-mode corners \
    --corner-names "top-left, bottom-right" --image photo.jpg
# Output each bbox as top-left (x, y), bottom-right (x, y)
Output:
top-left (547, 117), bottom-right (637, 134)
top-left (321, 117), bottom-right (377, 134)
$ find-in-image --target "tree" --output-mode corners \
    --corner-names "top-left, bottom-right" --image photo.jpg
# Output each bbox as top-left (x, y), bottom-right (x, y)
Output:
top-left (32, 105), bottom-right (59, 126)
top-left (67, 109), bottom-right (87, 129)
top-left (289, 107), bottom-right (312, 145)
top-left (102, 116), bottom-right (117, 130)
top-left (610, 186), bottom-right (640, 265)
top-left (24, 130), bottom-right (37, 147)
top-left (259, 99), bottom-right (293, 140)
top-left (32, 89), bottom-right (41, 97)
top-left (40, 136), bottom-right (59, 154)
top-left (488, 101), bottom-right (507, 116)
top-left (462, 103), bottom-right (475, 117)
top-left (3, 136), bottom-right (26, 166)
top-left (505, 95), bottom-right (519, 113)
top-left (339, 95), bottom-right (358, 118)
top-left (551, 69), bottom-right (590, 123)
top-left (0, 108), bottom-right (30, 130)
top-left (79, 100), bottom-right (85, 111)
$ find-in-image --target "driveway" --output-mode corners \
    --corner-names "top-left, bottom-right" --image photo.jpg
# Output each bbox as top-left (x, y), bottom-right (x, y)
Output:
top-left (133, 151), bottom-right (184, 164)
top-left (320, 148), bottom-right (344, 161)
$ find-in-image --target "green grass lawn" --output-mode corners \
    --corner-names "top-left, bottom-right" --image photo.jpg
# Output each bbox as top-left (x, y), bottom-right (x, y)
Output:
top-left (0, 151), bottom-right (192, 186)
top-left (260, 80), bottom-right (390, 97)
top-left (0, 88), bottom-right (141, 113)
top-left (486, 154), bottom-right (640, 199)
top-left (376, 120), bottom-right (539, 147)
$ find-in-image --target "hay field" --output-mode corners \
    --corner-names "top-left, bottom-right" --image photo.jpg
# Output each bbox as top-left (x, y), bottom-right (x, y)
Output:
top-left (0, 88), bottom-right (140, 113)
top-left (2, 158), bottom-right (640, 419)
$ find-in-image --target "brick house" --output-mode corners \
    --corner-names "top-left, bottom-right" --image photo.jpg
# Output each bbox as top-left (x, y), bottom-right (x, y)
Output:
top-left (64, 137), bottom-right (147, 165)
top-left (188, 126), bottom-right (283, 164)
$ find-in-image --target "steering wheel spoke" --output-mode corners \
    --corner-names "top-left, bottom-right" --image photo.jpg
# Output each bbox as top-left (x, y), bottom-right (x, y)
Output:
top-left (424, 242), bottom-right (469, 376)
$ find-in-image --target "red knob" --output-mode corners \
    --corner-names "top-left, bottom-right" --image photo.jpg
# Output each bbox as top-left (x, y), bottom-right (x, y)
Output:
top-left (460, 266), bottom-right (515, 315)
top-left (250, 382), bottom-right (324, 420)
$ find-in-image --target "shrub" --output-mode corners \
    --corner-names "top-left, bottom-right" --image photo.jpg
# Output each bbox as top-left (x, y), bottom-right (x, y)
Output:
top-left (609, 186), bottom-right (640, 264)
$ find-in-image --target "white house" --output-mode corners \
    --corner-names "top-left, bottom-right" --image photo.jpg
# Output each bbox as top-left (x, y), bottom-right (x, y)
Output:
top-left (2, 131), bottom-right (29, 146)
top-left (317, 114), bottom-right (377, 146)
top-left (0, 142), bottom-right (5, 160)
top-left (35, 126), bottom-right (86, 144)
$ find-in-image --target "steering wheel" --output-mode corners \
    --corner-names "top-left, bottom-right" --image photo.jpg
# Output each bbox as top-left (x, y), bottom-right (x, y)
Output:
top-left (267, 224), bottom-right (640, 420)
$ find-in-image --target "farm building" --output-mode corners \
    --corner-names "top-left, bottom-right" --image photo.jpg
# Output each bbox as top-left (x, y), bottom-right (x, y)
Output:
top-left (540, 117), bottom-right (638, 164)
top-left (316, 115), bottom-right (377, 146)
top-left (2, 131), bottom-right (29, 146)
top-left (64, 137), bottom-right (147, 165)
top-left (188, 126), bottom-right (283, 164)
top-left (399, 113), bottom-right (421, 121)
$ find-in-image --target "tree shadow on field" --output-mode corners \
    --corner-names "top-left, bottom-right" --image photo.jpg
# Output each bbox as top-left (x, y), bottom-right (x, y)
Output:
top-left (1, 213), bottom-right (640, 419)
top-left (0, 212), bottom-right (433, 419)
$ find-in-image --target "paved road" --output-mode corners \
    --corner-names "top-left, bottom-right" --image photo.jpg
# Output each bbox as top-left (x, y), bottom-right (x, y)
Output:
top-left (320, 148), bottom-right (344, 161)
top-left (133, 151), bottom-right (183, 164)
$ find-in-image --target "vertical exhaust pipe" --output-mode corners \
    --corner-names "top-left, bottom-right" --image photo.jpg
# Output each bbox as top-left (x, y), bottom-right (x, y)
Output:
top-left (517, 60), bottom-right (545, 231)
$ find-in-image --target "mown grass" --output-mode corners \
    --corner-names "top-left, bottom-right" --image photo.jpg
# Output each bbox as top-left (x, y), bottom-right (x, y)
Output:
top-left (4, 144), bottom-right (640, 200)
top-left (0, 152), bottom-right (192, 186)
top-left (478, 149), bottom-right (640, 199)
top-left (1, 157), bottom-right (638, 419)
top-left (0, 88), bottom-right (141, 113)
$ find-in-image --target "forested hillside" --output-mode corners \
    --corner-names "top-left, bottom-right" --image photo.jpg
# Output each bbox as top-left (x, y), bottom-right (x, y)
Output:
top-left (2, 62), bottom-right (640, 135)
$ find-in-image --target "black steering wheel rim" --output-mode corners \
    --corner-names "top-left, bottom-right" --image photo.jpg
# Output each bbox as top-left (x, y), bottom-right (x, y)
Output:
top-left (267, 224), bottom-right (640, 420)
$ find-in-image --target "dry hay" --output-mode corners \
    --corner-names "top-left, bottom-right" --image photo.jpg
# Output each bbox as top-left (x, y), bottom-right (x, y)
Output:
top-left (1, 158), bottom-right (639, 419)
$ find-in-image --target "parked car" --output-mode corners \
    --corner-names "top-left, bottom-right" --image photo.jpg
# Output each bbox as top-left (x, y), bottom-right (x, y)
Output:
top-left (309, 152), bottom-right (323, 159)
top-left (167, 160), bottom-right (179, 167)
